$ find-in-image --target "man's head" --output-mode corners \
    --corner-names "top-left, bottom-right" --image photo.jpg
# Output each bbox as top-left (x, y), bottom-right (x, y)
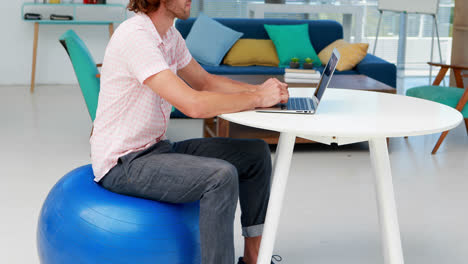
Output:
top-left (128, 0), bottom-right (191, 20)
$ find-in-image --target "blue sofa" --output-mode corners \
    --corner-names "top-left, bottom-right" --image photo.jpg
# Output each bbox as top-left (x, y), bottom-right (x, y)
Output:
top-left (176, 18), bottom-right (396, 86)
top-left (172, 18), bottom-right (396, 117)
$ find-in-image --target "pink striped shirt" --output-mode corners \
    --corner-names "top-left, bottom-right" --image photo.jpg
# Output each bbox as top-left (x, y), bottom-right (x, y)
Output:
top-left (90, 13), bottom-right (192, 181)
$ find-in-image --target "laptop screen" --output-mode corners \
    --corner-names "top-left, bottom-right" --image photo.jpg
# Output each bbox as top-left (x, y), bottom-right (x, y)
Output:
top-left (313, 49), bottom-right (339, 105)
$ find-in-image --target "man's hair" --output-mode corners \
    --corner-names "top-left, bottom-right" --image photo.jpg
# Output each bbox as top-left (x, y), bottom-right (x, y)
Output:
top-left (127, 0), bottom-right (161, 14)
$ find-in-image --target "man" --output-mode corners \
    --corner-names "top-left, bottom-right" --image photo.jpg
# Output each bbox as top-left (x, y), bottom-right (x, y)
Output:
top-left (90, 0), bottom-right (289, 263)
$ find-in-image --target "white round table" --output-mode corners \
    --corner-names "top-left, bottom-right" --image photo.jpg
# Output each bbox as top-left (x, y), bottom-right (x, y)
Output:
top-left (220, 88), bottom-right (463, 264)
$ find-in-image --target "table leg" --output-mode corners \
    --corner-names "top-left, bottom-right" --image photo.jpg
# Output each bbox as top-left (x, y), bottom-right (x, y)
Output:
top-left (108, 23), bottom-right (114, 38)
top-left (216, 117), bottom-right (230, 137)
top-left (369, 138), bottom-right (405, 264)
top-left (257, 132), bottom-right (296, 264)
top-left (30, 22), bottom-right (39, 93)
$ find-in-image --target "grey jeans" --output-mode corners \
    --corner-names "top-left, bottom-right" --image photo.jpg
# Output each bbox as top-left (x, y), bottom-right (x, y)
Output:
top-left (99, 137), bottom-right (272, 264)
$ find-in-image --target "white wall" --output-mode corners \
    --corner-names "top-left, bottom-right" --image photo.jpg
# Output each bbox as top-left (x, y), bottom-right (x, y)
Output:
top-left (0, 0), bottom-right (129, 85)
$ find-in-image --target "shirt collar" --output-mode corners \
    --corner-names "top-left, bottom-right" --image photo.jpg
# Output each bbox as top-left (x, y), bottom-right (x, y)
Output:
top-left (137, 12), bottom-right (173, 48)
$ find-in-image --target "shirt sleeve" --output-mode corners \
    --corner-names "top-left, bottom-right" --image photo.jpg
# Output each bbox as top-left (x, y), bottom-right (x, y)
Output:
top-left (175, 30), bottom-right (193, 71)
top-left (120, 28), bottom-right (170, 84)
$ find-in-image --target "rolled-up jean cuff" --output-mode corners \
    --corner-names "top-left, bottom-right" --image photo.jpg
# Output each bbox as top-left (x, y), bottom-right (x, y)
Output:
top-left (242, 224), bottom-right (264, 237)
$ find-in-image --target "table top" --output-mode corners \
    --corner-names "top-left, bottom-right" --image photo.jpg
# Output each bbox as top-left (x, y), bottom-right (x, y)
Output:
top-left (286, 75), bottom-right (396, 93)
top-left (220, 88), bottom-right (463, 138)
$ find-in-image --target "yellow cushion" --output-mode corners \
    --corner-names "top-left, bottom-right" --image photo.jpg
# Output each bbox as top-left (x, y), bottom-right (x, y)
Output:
top-left (223, 39), bottom-right (280, 67)
top-left (318, 39), bottom-right (369, 71)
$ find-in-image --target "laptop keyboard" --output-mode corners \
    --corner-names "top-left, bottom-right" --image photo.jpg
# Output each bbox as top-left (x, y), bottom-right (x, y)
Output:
top-left (286, 97), bottom-right (313, 110)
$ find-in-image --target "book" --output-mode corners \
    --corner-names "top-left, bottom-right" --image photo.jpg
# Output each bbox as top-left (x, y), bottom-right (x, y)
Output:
top-left (284, 77), bottom-right (319, 83)
top-left (285, 68), bottom-right (317, 74)
top-left (24, 13), bottom-right (42, 20)
top-left (284, 72), bottom-right (321, 79)
top-left (50, 14), bottom-right (74, 20)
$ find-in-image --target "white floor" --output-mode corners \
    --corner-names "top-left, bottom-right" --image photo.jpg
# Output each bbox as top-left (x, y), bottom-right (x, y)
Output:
top-left (1, 85), bottom-right (468, 264)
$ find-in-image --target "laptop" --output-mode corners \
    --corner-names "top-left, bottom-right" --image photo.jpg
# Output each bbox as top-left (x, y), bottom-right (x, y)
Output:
top-left (256, 48), bottom-right (340, 114)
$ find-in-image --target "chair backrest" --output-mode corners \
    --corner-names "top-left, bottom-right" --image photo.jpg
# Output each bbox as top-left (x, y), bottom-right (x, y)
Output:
top-left (59, 30), bottom-right (100, 122)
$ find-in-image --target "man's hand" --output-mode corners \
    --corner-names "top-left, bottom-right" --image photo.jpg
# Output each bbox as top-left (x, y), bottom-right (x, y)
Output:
top-left (255, 78), bottom-right (289, 108)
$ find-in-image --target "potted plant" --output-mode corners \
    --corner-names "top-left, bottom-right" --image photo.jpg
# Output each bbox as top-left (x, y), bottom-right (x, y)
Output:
top-left (303, 57), bottom-right (314, 69)
top-left (289, 57), bottom-right (300, 68)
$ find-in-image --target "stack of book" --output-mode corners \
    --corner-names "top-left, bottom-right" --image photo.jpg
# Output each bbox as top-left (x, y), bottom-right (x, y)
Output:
top-left (284, 68), bottom-right (321, 83)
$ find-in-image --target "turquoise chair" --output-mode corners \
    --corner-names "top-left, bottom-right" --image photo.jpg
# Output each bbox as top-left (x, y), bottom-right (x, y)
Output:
top-left (406, 62), bottom-right (468, 154)
top-left (59, 30), bottom-right (100, 122)
top-left (59, 30), bottom-right (175, 120)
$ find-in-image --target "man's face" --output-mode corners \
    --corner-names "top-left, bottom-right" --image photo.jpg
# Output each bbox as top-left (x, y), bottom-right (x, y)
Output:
top-left (165, 0), bottom-right (191, 20)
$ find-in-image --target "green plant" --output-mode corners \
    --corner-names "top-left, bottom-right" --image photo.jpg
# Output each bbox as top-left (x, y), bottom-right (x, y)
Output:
top-left (304, 57), bottom-right (313, 64)
top-left (290, 57), bottom-right (299, 63)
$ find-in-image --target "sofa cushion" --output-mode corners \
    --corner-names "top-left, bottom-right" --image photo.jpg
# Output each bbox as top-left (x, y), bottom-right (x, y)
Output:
top-left (185, 14), bottom-right (243, 66)
top-left (264, 24), bottom-right (321, 67)
top-left (223, 39), bottom-right (280, 67)
top-left (176, 18), bottom-right (343, 54)
top-left (318, 39), bottom-right (369, 71)
top-left (175, 18), bottom-right (395, 87)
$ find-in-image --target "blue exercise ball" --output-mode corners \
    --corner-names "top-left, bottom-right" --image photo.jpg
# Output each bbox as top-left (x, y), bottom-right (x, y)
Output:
top-left (37, 164), bottom-right (201, 264)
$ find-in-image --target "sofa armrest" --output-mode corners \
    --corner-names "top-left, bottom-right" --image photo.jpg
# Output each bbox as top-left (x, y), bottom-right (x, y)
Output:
top-left (356, 54), bottom-right (397, 88)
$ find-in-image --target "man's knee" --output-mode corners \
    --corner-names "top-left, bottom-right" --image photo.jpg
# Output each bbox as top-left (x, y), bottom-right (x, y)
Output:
top-left (211, 161), bottom-right (238, 192)
top-left (239, 139), bottom-right (271, 162)
top-left (252, 139), bottom-right (271, 160)
top-left (205, 161), bottom-right (239, 211)
top-left (245, 140), bottom-right (272, 174)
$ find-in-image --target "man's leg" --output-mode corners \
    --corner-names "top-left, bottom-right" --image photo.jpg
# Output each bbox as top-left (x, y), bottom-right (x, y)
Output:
top-left (172, 138), bottom-right (272, 263)
top-left (99, 141), bottom-right (239, 264)
top-left (244, 236), bottom-right (263, 264)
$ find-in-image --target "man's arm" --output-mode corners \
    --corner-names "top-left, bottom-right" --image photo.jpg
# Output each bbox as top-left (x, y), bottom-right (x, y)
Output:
top-left (177, 59), bottom-right (276, 93)
top-left (144, 69), bottom-right (288, 119)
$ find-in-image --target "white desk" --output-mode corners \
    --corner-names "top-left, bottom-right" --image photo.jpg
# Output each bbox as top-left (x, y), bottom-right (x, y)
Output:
top-left (247, 2), bottom-right (366, 43)
top-left (220, 88), bottom-right (463, 264)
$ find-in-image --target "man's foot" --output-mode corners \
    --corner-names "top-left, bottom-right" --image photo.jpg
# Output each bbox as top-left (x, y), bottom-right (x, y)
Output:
top-left (237, 255), bottom-right (282, 264)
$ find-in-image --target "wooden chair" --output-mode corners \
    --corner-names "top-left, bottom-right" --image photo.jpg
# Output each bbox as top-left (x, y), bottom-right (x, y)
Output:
top-left (406, 62), bottom-right (468, 154)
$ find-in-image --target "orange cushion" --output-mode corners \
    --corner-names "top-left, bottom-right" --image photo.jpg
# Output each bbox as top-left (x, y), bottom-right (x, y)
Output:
top-left (223, 39), bottom-right (280, 67)
top-left (318, 39), bottom-right (368, 71)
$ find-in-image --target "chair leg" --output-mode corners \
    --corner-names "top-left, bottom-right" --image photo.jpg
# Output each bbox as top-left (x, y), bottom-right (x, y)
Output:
top-left (432, 66), bottom-right (449, 86)
top-left (432, 131), bottom-right (450, 154)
